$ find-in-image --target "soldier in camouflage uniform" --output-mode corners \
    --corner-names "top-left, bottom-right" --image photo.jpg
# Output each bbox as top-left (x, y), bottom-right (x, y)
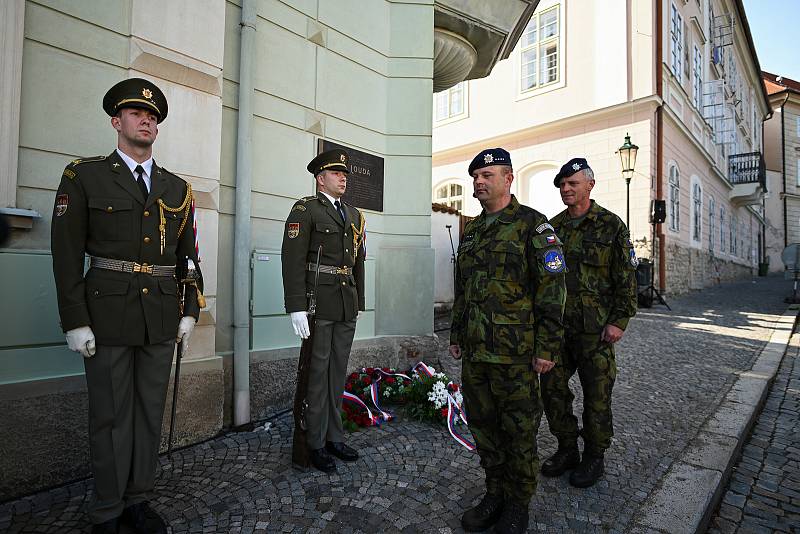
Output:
top-left (449, 148), bottom-right (566, 534)
top-left (540, 158), bottom-right (637, 489)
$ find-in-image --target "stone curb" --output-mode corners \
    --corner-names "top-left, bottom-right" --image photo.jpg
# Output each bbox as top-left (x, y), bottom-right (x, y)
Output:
top-left (630, 307), bottom-right (798, 534)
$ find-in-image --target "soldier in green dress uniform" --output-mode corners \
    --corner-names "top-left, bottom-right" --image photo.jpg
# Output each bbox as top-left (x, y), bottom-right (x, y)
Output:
top-left (281, 148), bottom-right (366, 473)
top-left (51, 78), bottom-right (202, 534)
top-left (450, 148), bottom-right (566, 534)
top-left (540, 157), bottom-right (637, 488)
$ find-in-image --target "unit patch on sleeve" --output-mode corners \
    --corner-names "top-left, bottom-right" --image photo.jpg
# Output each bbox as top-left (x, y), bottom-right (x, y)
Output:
top-left (55, 194), bottom-right (69, 217)
top-left (630, 248), bottom-right (639, 268)
top-left (543, 249), bottom-right (565, 273)
top-left (292, 204), bottom-right (306, 212)
top-left (287, 222), bottom-right (300, 239)
top-left (62, 169), bottom-right (76, 180)
top-left (546, 234), bottom-right (557, 244)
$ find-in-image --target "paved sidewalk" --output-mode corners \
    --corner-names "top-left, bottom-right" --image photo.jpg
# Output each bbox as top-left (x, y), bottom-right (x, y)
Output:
top-left (0, 275), bottom-right (794, 533)
top-left (706, 330), bottom-right (800, 533)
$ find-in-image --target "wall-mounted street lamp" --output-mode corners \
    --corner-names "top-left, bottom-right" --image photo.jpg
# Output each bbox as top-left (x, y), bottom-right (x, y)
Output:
top-left (618, 133), bottom-right (639, 228)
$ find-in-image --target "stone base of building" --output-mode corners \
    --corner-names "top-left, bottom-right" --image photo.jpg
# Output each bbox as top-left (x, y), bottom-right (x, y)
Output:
top-left (664, 243), bottom-right (754, 295)
top-left (0, 334), bottom-right (439, 501)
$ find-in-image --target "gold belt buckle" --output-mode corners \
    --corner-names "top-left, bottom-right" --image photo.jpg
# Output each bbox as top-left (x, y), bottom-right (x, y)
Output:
top-left (133, 262), bottom-right (153, 274)
top-left (337, 267), bottom-right (349, 275)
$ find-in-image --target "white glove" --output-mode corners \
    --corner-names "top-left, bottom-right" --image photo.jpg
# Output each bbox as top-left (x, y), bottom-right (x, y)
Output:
top-left (177, 316), bottom-right (196, 356)
top-left (290, 311), bottom-right (310, 339)
top-left (66, 326), bottom-right (96, 358)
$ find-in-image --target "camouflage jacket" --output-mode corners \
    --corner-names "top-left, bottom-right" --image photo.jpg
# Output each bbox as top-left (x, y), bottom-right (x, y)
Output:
top-left (550, 200), bottom-right (637, 333)
top-left (450, 196), bottom-right (566, 364)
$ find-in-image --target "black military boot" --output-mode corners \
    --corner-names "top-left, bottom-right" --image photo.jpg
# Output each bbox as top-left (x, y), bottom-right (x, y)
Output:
top-left (492, 500), bottom-right (529, 534)
top-left (461, 492), bottom-right (504, 532)
top-left (569, 454), bottom-right (604, 488)
top-left (120, 501), bottom-right (167, 533)
top-left (541, 447), bottom-right (580, 477)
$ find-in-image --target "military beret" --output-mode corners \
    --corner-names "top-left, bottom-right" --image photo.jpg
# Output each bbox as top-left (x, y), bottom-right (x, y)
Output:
top-left (554, 157), bottom-right (591, 187)
top-left (103, 78), bottom-right (168, 123)
top-left (307, 149), bottom-right (350, 175)
top-left (468, 148), bottom-right (512, 176)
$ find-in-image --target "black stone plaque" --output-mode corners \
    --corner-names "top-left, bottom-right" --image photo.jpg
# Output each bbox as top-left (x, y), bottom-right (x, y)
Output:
top-left (318, 139), bottom-right (384, 212)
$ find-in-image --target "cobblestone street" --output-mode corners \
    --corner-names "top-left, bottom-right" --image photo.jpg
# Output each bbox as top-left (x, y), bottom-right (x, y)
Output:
top-left (707, 330), bottom-right (800, 533)
top-left (0, 274), bottom-right (794, 533)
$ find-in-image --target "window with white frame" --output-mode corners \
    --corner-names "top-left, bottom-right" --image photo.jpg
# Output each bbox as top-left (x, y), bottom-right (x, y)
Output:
top-left (708, 196), bottom-right (716, 252)
top-left (692, 45), bottom-right (703, 109)
top-left (434, 82), bottom-right (468, 122)
top-left (669, 164), bottom-right (681, 231)
top-left (796, 158), bottom-right (800, 187)
top-left (671, 3), bottom-right (684, 81)
top-left (719, 205), bottom-right (726, 253)
top-left (520, 6), bottom-right (560, 92)
top-left (434, 181), bottom-right (464, 212)
top-left (730, 213), bottom-right (737, 255)
top-left (691, 179), bottom-right (702, 243)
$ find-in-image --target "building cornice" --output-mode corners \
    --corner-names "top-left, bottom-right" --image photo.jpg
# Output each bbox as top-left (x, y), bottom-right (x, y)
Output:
top-left (433, 95), bottom-right (662, 163)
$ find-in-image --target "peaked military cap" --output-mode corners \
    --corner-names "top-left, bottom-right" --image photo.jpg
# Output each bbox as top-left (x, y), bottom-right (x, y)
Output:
top-left (307, 148), bottom-right (350, 175)
top-left (102, 78), bottom-right (168, 123)
top-left (554, 157), bottom-right (591, 187)
top-left (468, 148), bottom-right (512, 176)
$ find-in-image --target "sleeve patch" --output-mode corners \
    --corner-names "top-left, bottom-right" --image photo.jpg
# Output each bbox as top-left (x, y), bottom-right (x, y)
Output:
top-left (62, 169), bottom-right (76, 180)
top-left (544, 249), bottom-right (565, 273)
top-left (55, 194), bottom-right (69, 217)
top-left (630, 248), bottom-right (639, 267)
top-left (536, 222), bottom-right (554, 234)
top-left (292, 204), bottom-right (306, 212)
top-left (546, 234), bottom-right (557, 244)
top-left (287, 222), bottom-right (300, 239)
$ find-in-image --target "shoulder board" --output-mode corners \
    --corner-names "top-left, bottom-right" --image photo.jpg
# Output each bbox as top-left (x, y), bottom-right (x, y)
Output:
top-left (69, 155), bottom-right (106, 166)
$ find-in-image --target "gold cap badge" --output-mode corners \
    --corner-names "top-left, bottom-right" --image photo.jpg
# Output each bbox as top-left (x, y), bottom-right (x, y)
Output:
top-left (142, 88), bottom-right (153, 99)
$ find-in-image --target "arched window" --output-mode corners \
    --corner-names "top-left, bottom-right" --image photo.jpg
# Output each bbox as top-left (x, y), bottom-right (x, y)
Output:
top-left (691, 177), bottom-right (702, 244)
top-left (668, 164), bottom-right (680, 232)
top-left (434, 181), bottom-right (464, 212)
top-left (708, 196), bottom-right (716, 252)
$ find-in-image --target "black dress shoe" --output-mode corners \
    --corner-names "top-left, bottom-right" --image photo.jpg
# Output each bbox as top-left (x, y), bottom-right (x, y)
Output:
top-left (310, 447), bottom-right (337, 472)
top-left (461, 493), bottom-right (504, 532)
top-left (91, 517), bottom-right (119, 534)
top-left (120, 501), bottom-right (167, 534)
top-left (541, 447), bottom-right (580, 477)
top-left (569, 455), bottom-right (604, 488)
top-left (492, 500), bottom-right (529, 534)
top-left (325, 441), bottom-right (359, 461)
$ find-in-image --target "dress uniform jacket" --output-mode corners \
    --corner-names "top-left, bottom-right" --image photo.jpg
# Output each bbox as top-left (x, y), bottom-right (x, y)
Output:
top-left (549, 200), bottom-right (637, 333)
top-left (51, 150), bottom-right (201, 345)
top-left (281, 192), bottom-right (366, 320)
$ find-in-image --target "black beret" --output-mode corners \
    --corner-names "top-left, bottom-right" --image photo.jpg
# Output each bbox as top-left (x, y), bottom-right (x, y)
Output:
top-left (307, 149), bottom-right (350, 175)
top-left (468, 148), bottom-right (512, 176)
top-left (554, 157), bottom-right (591, 187)
top-left (103, 78), bottom-right (168, 123)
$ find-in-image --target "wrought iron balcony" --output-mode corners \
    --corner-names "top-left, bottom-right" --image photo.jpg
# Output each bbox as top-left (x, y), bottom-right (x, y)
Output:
top-left (728, 151), bottom-right (766, 191)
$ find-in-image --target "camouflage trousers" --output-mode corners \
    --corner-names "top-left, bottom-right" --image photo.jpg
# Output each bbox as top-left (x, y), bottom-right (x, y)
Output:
top-left (462, 360), bottom-right (543, 503)
top-left (540, 330), bottom-right (617, 457)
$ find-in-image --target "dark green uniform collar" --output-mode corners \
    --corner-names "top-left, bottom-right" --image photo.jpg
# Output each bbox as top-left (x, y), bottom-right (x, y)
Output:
top-left (476, 195), bottom-right (520, 225)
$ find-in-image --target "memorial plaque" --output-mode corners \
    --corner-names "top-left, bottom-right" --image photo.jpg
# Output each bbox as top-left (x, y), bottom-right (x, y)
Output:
top-left (318, 139), bottom-right (384, 212)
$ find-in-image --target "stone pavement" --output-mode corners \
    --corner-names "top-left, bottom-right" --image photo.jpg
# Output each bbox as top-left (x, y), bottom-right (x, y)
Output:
top-left (0, 274), bottom-right (795, 533)
top-left (706, 329), bottom-right (800, 533)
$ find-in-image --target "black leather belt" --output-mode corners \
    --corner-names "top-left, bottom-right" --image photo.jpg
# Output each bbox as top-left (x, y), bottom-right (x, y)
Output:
top-left (306, 263), bottom-right (352, 276)
top-left (90, 256), bottom-right (175, 277)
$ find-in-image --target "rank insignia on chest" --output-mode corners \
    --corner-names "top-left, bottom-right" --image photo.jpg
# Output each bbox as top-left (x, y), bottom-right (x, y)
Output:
top-left (287, 222), bottom-right (300, 239)
top-left (55, 194), bottom-right (69, 217)
top-left (544, 249), bottom-right (565, 273)
top-left (630, 248), bottom-right (639, 268)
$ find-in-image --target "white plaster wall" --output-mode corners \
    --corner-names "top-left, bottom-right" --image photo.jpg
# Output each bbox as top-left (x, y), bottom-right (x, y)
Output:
top-left (431, 210), bottom-right (460, 304)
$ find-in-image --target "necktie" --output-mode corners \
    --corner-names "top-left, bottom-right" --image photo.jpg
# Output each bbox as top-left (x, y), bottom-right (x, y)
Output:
top-left (135, 165), bottom-right (148, 199)
top-left (334, 200), bottom-right (346, 223)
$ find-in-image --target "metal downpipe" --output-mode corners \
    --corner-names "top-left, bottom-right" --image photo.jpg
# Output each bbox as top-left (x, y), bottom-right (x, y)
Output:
top-left (233, 0), bottom-right (256, 427)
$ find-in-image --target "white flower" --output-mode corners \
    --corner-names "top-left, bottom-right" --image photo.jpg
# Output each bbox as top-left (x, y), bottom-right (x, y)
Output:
top-left (435, 372), bottom-right (447, 380)
top-left (383, 390), bottom-right (390, 398)
top-left (427, 381), bottom-right (448, 409)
